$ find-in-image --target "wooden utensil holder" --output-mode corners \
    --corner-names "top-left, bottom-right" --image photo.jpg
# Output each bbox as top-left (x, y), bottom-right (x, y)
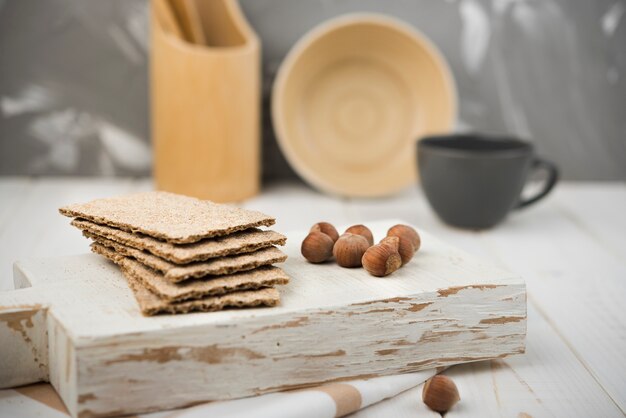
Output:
top-left (151, 0), bottom-right (260, 202)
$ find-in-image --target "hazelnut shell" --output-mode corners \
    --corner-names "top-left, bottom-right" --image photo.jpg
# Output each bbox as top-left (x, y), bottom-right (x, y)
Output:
top-left (310, 222), bottom-right (339, 243)
top-left (362, 243), bottom-right (402, 277)
top-left (387, 225), bottom-right (421, 265)
top-left (379, 236), bottom-right (400, 251)
top-left (422, 375), bottom-right (460, 413)
top-left (333, 233), bottom-right (370, 268)
top-left (345, 224), bottom-right (374, 246)
top-left (301, 231), bottom-right (334, 263)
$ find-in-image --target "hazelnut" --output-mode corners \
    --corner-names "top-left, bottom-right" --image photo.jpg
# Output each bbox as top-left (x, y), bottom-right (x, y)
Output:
top-left (362, 241), bottom-right (402, 277)
top-left (422, 375), bottom-right (460, 413)
top-left (345, 224), bottom-right (374, 246)
top-left (379, 236), bottom-right (400, 251)
top-left (333, 233), bottom-right (370, 267)
top-left (310, 222), bottom-right (339, 243)
top-left (387, 224), bottom-right (421, 265)
top-left (301, 231), bottom-right (334, 263)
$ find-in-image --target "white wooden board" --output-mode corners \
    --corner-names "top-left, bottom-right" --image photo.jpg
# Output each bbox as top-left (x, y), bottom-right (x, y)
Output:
top-left (0, 220), bottom-right (526, 418)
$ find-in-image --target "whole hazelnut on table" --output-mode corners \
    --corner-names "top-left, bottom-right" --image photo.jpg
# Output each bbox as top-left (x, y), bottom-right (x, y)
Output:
top-left (301, 231), bottom-right (334, 263)
top-left (333, 233), bottom-right (370, 267)
top-left (310, 222), bottom-right (339, 243)
top-left (387, 224), bottom-right (421, 265)
top-left (362, 238), bottom-right (402, 277)
top-left (422, 375), bottom-right (460, 413)
top-left (345, 224), bottom-right (374, 246)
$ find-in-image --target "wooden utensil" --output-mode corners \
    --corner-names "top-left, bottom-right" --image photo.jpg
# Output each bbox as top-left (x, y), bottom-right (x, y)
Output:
top-left (194, 0), bottom-right (248, 46)
top-left (0, 221), bottom-right (526, 418)
top-left (151, 0), bottom-right (260, 202)
top-left (153, 0), bottom-right (184, 39)
top-left (169, 0), bottom-right (206, 44)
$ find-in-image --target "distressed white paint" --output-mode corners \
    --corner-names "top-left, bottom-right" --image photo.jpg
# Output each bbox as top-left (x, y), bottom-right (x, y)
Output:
top-left (479, 190), bottom-right (626, 411)
top-left (442, 303), bottom-right (624, 417)
top-left (357, 303), bottom-right (624, 418)
top-left (0, 221), bottom-right (526, 418)
top-left (1, 179), bottom-right (624, 417)
top-left (0, 304), bottom-right (48, 388)
top-left (171, 370), bottom-right (437, 418)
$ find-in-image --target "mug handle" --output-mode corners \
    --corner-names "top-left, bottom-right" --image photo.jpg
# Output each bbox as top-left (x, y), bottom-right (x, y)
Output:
top-left (515, 157), bottom-right (559, 209)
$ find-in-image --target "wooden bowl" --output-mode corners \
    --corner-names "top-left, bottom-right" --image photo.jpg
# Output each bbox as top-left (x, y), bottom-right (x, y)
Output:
top-left (272, 14), bottom-right (457, 197)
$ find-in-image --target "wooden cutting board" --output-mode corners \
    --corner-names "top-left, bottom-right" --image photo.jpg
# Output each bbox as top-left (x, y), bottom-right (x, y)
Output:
top-left (0, 220), bottom-right (526, 418)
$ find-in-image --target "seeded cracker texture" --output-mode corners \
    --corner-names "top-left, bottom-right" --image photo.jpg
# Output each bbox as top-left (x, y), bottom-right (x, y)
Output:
top-left (92, 243), bottom-right (289, 302)
top-left (71, 219), bottom-right (286, 264)
top-left (59, 191), bottom-right (275, 244)
top-left (121, 266), bottom-right (281, 315)
top-left (87, 232), bottom-right (287, 282)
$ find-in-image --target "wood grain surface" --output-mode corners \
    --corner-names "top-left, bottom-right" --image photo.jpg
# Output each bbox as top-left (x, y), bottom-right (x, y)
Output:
top-left (151, 0), bottom-right (261, 202)
top-left (0, 179), bottom-right (624, 418)
top-left (1, 217), bottom-right (525, 417)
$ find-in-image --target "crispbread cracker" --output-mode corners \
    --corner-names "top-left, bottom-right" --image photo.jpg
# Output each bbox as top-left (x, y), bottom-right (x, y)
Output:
top-left (120, 266), bottom-right (281, 315)
top-left (92, 243), bottom-right (289, 302)
top-left (71, 219), bottom-right (286, 264)
top-left (59, 191), bottom-right (275, 244)
top-left (87, 232), bottom-right (287, 282)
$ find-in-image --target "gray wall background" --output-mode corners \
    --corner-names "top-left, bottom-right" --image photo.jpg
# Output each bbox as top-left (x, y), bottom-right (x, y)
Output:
top-left (0, 0), bottom-right (624, 180)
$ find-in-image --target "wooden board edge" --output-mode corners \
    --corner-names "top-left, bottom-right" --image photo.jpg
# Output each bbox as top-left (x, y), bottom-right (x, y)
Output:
top-left (71, 283), bottom-right (526, 417)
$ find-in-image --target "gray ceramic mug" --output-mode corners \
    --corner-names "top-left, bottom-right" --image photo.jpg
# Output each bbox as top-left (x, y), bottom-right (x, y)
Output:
top-left (417, 134), bottom-right (559, 229)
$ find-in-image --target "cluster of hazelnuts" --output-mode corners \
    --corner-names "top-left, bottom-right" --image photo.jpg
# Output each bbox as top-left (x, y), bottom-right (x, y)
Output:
top-left (301, 222), bottom-right (421, 277)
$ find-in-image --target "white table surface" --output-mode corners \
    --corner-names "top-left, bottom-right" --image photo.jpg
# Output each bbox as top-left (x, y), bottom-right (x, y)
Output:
top-left (0, 177), bottom-right (625, 417)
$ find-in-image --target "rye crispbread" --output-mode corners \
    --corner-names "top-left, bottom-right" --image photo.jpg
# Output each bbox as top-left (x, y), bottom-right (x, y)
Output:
top-left (59, 191), bottom-right (275, 244)
top-left (92, 243), bottom-right (289, 302)
top-left (71, 219), bottom-right (286, 264)
top-left (120, 266), bottom-right (281, 315)
top-left (87, 232), bottom-right (287, 282)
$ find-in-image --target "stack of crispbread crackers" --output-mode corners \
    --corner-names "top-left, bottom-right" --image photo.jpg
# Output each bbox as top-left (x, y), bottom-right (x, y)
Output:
top-left (59, 191), bottom-right (289, 316)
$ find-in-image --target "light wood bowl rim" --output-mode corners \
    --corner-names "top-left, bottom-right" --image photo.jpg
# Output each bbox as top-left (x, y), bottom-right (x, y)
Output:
top-left (271, 13), bottom-right (458, 197)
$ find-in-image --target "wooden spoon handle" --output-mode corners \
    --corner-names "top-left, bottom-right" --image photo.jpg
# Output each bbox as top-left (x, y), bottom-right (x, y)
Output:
top-left (170, 0), bottom-right (207, 44)
top-left (153, 0), bottom-right (184, 39)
